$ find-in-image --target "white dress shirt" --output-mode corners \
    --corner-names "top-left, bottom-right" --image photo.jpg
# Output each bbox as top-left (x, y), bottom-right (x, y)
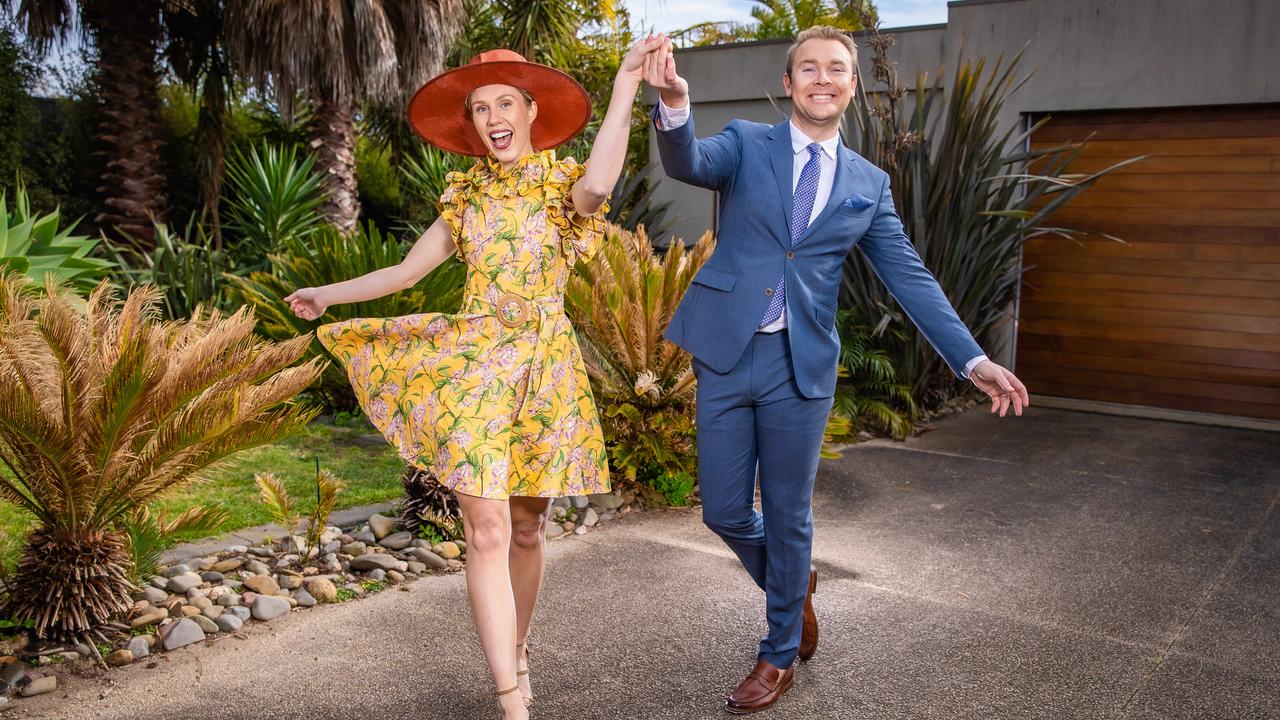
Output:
top-left (656, 99), bottom-right (987, 378)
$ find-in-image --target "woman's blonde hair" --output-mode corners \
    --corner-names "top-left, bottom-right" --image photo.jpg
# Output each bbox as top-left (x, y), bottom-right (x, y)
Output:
top-left (785, 26), bottom-right (858, 76)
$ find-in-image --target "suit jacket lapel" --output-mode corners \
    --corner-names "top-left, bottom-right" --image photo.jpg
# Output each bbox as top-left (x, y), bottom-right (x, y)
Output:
top-left (798, 143), bottom-right (857, 244)
top-left (768, 121), bottom-right (793, 249)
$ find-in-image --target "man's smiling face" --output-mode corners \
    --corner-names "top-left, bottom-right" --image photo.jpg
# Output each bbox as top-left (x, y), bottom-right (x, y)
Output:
top-left (784, 38), bottom-right (857, 128)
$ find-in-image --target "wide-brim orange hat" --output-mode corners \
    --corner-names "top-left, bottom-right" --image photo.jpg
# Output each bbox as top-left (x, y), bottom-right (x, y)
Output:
top-left (407, 49), bottom-right (591, 157)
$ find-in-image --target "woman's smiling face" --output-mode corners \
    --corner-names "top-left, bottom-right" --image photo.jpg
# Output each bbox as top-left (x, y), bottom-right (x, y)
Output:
top-left (469, 83), bottom-right (538, 167)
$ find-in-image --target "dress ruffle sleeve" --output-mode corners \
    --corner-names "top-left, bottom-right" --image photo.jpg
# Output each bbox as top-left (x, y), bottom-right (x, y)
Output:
top-left (544, 157), bottom-right (610, 265)
top-left (437, 170), bottom-right (472, 262)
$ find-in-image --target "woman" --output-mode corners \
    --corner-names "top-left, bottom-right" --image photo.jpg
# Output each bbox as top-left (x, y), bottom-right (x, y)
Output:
top-left (285, 36), bottom-right (669, 719)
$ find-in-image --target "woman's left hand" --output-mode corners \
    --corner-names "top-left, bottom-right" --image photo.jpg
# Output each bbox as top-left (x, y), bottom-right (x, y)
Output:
top-left (619, 34), bottom-right (668, 82)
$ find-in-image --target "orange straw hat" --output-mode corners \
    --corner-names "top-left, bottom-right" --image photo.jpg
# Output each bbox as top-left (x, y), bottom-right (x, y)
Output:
top-left (407, 49), bottom-right (592, 157)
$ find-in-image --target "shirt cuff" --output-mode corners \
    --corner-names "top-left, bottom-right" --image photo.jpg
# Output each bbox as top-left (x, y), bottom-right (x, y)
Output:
top-left (656, 97), bottom-right (690, 131)
top-left (963, 354), bottom-right (988, 379)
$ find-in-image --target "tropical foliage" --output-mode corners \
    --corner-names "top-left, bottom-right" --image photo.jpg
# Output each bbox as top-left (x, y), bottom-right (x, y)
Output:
top-left (225, 223), bottom-right (466, 410)
top-left (565, 224), bottom-right (712, 498)
top-left (672, 0), bottom-right (875, 47)
top-left (121, 505), bottom-right (229, 583)
top-left (0, 270), bottom-right (322, 641)
top-left (103, 216), bottom-right (231, 319)
top-left (0, 185), bottom-right (113, 292)
top-left (831, 309), bottom-right (916, 440)
top-left (224, 143), bottom-right (326, 270)
top-left (840, 19), bottom-right (1139, 408)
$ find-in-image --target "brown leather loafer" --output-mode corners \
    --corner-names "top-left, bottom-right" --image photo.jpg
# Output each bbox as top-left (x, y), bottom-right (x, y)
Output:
top-left (799, 567), bottom-right (818, 661)
top-left (725, 659), bottom-right (795, 714)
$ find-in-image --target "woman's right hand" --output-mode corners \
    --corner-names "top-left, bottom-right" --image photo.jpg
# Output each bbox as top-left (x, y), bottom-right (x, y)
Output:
top-left (283, 287), bottom-right (328, 321)
top-left (644, 40), bottom-right (689, 108)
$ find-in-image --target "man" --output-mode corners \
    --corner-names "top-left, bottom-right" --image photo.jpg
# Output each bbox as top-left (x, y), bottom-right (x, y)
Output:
top-left (643, 26), bottom-right (1029, 714)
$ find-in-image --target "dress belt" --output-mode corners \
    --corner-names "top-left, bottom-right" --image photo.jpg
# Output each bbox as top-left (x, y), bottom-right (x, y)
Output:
top-left (462, 293), bottom-right (564, 328)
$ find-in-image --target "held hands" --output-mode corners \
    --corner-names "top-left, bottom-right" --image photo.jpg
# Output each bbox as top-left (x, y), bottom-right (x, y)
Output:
top-left (969, 360), bottom-right (1030, 417)
top-left (640, 36), bottom-right (688, 108)
top-left (283, 287), bottom-right (327, 322)
top-left (619, 34), bottom-right (669, 83)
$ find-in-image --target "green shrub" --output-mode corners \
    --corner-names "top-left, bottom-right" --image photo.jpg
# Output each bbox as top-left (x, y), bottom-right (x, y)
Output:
top-left (831, 309), bottom-right (917, 441)
top-left (652, 471), bottom-right (696, 507)
top-left (224, 143), bottom-right (326, 270)
top-left (103, 215), bottom-right (231, 318)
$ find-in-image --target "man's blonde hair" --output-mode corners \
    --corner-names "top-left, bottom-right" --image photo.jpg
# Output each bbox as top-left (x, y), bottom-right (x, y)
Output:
top-left (785, 26), bottom-right (858, 76)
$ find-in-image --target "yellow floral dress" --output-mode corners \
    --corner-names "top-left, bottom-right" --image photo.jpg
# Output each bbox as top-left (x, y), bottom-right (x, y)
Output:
top-left (317, 150), bottom-right (610, 500)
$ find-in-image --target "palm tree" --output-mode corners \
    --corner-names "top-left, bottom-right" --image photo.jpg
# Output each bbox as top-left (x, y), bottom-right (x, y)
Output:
top-left (225, 0), bottom-right (464, 233)
top-left (5, 0), bottom-right (170, 244)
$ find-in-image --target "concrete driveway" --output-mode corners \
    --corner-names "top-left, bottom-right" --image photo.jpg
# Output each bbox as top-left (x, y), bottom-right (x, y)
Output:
top-left (12, 407), bottom-right (1280, 719)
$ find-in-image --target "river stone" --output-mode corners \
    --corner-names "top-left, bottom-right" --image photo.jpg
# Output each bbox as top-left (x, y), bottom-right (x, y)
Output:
top-left (570, 495), bottom-right (589, 509)
top-left (588, 492), bottom-right (625, 510)
top-left (104, 649), bottom-right (133, 667)
top-left (185, 587), bottom-right (208, 600)
top-left (245, 560), bottom-right (271, 576)
top-left (294, 588), bottom-right (317, 608)
top-left (161, 564), bottom-right (191, 578)
top-left (200, 571), bottom-right (225, 584)
top-left (432, 542), bottom-right (461, 560)
top-left (406, 561), bottom-right (427, 574)
top-left (368, 569), bottom-right (386, 582)
top-left (189, 596), bottom-right (213, 611)
top-left (386, 570), bottom-right (405, 584)
top-left (351, 529), bottom-right (377, 545)
top-left (162, 618), bottom-right (206, 651)
top-left (303, 577), bottom-right (338, 604)
top-left (340, 542), bottom-right (367, 556)
top-left (552, 497), bottom-right (570, 509)
top-left (139, 586), bottom-right (169, 605)
top-left (408, 547), bottom-right (447, 570)
top-left (166, 573), bottom-right (202, 594)
top-left (248, 545), bottom-right (274, 558)
top-left (243, 574), bottom-right (280, 596)
top-left (201, 606), bottom-right (223, 621)
top-left (545, 523), bottom-right (565, 539)
top-left (216, 593), bottom-right (242, 607)
top-left (252, 594), bottom-right (290, 621)
top-left (582, 508), bottom-right (599, 527)
top-left (181, 605), bottom-right (202, 618)
top-left (224, 606), bottom-right (251, 622)
top-left (214, 613), bottom-right (243, 633)
top-left (379, 531), bottom-right (413, 550)
top-left (349, 554), bottom-right (405, 572)
top-left (192, 615), bottom-right (219, 634)
top-left (319, 526), bottom-right (343, 545)
top-left (149, 575), bottom-right (169, 589)
top-left (20, 675), bottom-right (57, 697)
top-left (368, 514), bottom-right (396, 540)
top-left (131, 608), bottom-right (168, 629)
top-left (277, 571), bottom-right (304, 590)
top-left (127, 637), bottom-right (150, 659)
top-left (212, 558), bottom-right (243, 573)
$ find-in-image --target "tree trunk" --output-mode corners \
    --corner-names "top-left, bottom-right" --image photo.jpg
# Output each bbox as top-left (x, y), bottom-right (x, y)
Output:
top-left (84, 0), bottom-right (169, 246)
top-left (198, 71), bottom-right (229, 249)
top-left (309, 97), bottom-right (360, 233)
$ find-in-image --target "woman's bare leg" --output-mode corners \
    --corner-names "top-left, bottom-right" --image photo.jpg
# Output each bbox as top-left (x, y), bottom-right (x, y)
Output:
top-left (456, 492), bottom-right (527, 719)
top-left (508, 495), bottom-right (553, 704)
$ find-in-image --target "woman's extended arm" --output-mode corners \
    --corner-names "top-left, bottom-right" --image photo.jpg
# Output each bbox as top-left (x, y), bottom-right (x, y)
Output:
top-left (285, 216), bottom-right (455, 320)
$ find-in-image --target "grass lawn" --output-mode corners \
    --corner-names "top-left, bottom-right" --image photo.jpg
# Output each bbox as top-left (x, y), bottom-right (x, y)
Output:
top-left (0, 421), bottom-right (405, 572)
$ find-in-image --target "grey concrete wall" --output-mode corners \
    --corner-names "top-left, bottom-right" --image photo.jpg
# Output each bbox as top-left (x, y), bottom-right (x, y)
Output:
top-left (647, 0), bottom-right (1280, 243)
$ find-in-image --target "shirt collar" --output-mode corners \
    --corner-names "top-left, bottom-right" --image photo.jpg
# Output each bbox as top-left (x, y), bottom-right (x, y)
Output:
top-left (789, 121), bottom-right (839, 160)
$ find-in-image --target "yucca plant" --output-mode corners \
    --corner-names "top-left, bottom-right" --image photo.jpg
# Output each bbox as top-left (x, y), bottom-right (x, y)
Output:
top-left (224, 143), bottom-right (326, 270)
top-left (121, 506), bottom-right (230, 583)
top-left (0, 270), bottom-right (323, 642)
top-left (225, 222), bottom-right (466, 410)
top-left (0, 185), bottom-right (113, 292)
top-left (565, 224), bottom-right (713, 496)
top-left (399, 466), bottom-right (462, 541)
top-left (841, 17), bottom-right (1140, 408)
top-left (102, 215), bottom-right (231, 319)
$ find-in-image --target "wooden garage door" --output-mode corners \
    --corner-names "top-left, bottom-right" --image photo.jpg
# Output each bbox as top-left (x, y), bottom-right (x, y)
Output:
top-left (1019, 104), bottom-right (1280, 421)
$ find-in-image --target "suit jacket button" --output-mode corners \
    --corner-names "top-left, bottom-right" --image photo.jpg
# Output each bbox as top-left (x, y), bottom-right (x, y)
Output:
top-left (764, 288), bottom-right (774, 296)
top-left (787, 251), bottom-right (795, 259)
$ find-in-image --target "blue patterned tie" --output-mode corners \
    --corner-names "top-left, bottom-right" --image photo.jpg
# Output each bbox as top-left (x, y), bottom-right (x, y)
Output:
top-left (759, 143), bottom-right (822, 328)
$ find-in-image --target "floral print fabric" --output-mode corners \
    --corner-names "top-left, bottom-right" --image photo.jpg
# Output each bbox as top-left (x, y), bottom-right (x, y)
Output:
top-left (317, 150), bottom-right (610, 499)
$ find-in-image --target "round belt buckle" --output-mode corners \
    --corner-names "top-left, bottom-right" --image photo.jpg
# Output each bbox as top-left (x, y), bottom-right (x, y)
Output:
top-left (496, 292), bottom-right (530, 328)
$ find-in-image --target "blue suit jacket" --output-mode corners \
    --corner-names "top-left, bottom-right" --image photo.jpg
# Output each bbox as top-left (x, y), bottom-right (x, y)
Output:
top-left (656, 111), bottom-right (983, 399)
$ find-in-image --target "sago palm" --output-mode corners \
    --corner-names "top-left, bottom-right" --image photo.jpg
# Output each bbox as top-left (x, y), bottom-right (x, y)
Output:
top-left (0, 270), bottom-right (323, 642)
top-left (565, 224), bottom-right (713, 488)
top-left (225, 0), bottom-right (464, 232)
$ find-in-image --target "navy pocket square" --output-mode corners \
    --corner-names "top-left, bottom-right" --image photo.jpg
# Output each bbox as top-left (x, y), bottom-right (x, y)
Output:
top-left (841, 193), bottom-right (876, 211)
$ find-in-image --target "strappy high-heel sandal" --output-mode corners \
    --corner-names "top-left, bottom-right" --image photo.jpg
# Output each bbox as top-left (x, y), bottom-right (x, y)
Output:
top-left (494, 685), bottom-right (523, 719)
top-left (516, 641), bottom-right (534, 707)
